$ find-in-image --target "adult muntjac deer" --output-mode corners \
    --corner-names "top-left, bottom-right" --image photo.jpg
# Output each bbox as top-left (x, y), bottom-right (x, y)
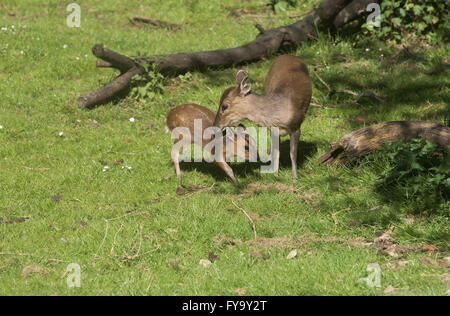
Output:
top-left (164, 104), bottom-right (258, 185)
top-left (214, 55), bottom-right (312, 179)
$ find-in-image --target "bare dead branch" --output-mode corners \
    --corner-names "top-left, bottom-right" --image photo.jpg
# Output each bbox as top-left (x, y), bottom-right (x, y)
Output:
top-left (79, 0), bottom-right (355, 108)
top-left (333, 0), bottom-right (381, 28)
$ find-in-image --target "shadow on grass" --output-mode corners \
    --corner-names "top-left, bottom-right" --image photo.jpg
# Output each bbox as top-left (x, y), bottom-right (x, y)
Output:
top-left (177, 140), bottom-right (318, 185)
top-left (312, 43), bottom-right (449, 125)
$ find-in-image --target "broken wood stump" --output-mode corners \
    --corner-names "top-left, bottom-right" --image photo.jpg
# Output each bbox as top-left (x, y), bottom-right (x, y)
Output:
top-left (319, 121), bottom-right (450, 165)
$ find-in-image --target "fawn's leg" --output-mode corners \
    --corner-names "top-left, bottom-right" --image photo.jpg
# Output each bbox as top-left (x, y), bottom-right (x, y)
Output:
top-left (171, 146), bottom-right (182, 180)
top-left (216, 161), bottom-right (238, 185)
top-left (290, 129), bottom-right (301, 179)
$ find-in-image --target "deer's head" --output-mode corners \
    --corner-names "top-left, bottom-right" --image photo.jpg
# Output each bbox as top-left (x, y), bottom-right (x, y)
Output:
top-left (214, 70), bottom-right (252, 128)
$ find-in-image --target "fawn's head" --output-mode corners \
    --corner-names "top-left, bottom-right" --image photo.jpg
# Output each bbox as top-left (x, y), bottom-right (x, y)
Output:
top-left (220, 125), bottom-right (258, 162)
top-left (214, 70), bottom-right (252, 129)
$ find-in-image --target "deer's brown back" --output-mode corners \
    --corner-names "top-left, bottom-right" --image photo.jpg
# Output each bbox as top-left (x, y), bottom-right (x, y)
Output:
top-left (165, 104), bottom-right (215, 147)
top-left (264, 55), bottom-right (312, 125)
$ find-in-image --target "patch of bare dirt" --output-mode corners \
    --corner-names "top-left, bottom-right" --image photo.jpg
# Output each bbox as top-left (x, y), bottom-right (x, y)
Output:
top-left (214, 225), bottom-right (437, 258)
top-left (419, 257), bottom-right (450, 269)
top-left (22, 264), bottom-right (48, 277)
top-left (214, 234), bottom-right (371, 250)
top-left (373, 225), bottom-right (425, 257)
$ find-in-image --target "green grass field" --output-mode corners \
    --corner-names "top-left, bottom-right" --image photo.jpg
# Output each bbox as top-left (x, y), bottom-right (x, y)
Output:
top-left (0, 0), bottom-right (448, 296)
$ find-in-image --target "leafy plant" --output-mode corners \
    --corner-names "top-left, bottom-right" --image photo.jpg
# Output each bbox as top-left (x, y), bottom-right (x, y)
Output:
top-left (178, 72), bottom-right (193, 84)
top-left (268, 0), bottom-right (297, 15)
top-left (130, 64), bottom-right (166, 100)
top-left (374, 137), bottom-right (449, 214)
top-left (362, 0), bottom-right (450, 44)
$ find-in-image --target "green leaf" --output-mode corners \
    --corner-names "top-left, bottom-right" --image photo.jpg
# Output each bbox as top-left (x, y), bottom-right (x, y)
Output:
top-left (413, 5), bottom-right (424, 15)
top-left (274, 1), bottom-right (287, 15)
top-left (391, 17), bottom-right (402, 26)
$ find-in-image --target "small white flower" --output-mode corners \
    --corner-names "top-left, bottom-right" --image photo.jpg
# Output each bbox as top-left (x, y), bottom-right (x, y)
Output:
top-left (1, 27), bottom-right (7, 31)
top-left (126, 166), bottom-right (132, 170)
top-left (84, 54), bottom-right (88, 58)
top-left (63, 44), bottom-right (68, 49)
top-left (380, 54), bottom-right (384, 58)
top-left (23, 25), bottom-right (27, 29)
top-left (58, 131), bottom-right (64, 136)
top-left (76, 57), bottom-right (80, 60)
top-left (121, 166), bottom-right (125, 170)
top-left (378, 48), bottom-right (382, 52)
top-left (129, 118), bottom-right (135, 123)
top-left (316, 51), bottom-right (320, 55)
top-left (0, 125), bottom-right (3, 129)
top-left (365, 48), bottom-right (370, 52)
top-left (11, 25), bottom-right (14, 29)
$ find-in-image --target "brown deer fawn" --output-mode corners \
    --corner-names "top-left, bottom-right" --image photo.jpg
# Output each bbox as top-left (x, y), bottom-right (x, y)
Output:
top-left (165, 104), bottom-right (258, 185)
top-left (214, 55), bottom-right (312, 179)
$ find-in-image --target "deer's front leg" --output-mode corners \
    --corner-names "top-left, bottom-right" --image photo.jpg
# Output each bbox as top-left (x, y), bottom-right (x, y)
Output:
top-left (290, 129), bottom-right (301, 179)
top-left (271, 129), bottom-right (280, 174)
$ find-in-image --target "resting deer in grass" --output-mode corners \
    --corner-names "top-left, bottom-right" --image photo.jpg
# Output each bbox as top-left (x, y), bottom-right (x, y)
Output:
top-left (214, 55), bottom-right (312, 179)
top-left (165, 104), bottom-right (258, 185)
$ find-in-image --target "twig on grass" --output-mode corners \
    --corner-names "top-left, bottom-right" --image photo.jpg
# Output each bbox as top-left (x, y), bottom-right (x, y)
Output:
top-left (145, 268), bottom-right (154, 296)
top-left (120, 245), bottom-right (161, 262)
top-left (311, 67), bottom-right (384, 104)
top-left (0, 217), bottom-right (29, 224)
top-left (231, 200), bottom-right (257, 239)
top-left (1, 4), bottom-right (16, 16)
top-left (331, 209), bottom-right (347, 234)
top-left (0, 252), bottom-right (66, 263)
top-left (94, 219), bottom-right (109, 259)
top-left (110, 223), bottom-right (124, 256)
top-left (130, 16), bottom-right (181, 30)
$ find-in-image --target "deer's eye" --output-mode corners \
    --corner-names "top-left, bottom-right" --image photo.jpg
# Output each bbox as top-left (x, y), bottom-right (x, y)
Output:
top-left (222, 105), bottom-right (228, 112)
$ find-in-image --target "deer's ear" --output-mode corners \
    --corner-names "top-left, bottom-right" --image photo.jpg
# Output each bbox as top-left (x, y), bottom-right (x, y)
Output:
top-left (235, 70), bottom-right (248, 86)
top-left (239, 76), bottom-right (251, 96)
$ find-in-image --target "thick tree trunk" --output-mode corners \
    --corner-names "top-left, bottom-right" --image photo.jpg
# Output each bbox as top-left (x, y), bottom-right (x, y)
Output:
top-left (319, 121), bottom-right (450, 165)
top-left (79, 0), bottom-right (381, 108)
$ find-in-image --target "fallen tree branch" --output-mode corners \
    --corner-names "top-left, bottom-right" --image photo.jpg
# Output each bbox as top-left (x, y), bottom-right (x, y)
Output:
top-left (77, 45), bottom-right (145, 109)
top-left (319, 121), bottom-right (450, 165)
top-left (79, 0), bottom-right (355, 108)
top-left (333, 0), bottom-right (381, 28)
